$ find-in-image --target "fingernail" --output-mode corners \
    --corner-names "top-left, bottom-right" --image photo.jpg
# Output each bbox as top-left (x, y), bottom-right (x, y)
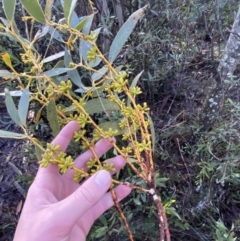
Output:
top-left (95, 170), bottom-right (111, 187)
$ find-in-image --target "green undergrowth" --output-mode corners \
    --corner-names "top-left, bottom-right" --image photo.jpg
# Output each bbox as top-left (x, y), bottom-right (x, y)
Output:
top-left (2, 0), bottom-right (240, 240)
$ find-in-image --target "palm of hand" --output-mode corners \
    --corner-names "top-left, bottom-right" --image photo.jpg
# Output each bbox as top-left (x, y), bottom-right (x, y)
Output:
top-left (31, 171), bottom-right (90, 240)
top-left (13, 121), bottom-right (131, 241)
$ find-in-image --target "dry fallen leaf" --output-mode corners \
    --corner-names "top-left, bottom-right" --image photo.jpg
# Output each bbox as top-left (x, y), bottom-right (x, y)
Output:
top-left (16, 200), bottom-right (23, 215)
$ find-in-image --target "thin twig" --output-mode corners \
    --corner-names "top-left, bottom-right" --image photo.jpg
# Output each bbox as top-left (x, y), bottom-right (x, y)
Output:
top-left (111, 188), bottom-right (134, 241)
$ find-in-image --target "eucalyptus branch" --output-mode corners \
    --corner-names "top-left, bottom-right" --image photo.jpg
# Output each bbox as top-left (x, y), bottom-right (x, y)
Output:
top-left (0, 2), bottom-right (170, 240)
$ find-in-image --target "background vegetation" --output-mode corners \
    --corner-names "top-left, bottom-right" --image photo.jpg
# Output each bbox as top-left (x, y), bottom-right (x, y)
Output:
top-left (1, 0), bottom-right (240, 240)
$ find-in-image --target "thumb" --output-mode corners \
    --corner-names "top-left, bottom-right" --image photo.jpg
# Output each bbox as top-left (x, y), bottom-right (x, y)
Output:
top-left (56, 170), bottom-right (111, 226)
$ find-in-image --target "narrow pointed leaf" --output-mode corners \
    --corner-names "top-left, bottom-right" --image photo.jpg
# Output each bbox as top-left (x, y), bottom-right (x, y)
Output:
top-left (147, 113), bottom-right (156, 153)
top-left (5, 88), bottom-right (21, 126)
top-left (1, 52), bottom-right (14, 71)
top-left (44, 68), bottom-right (72, 77)
top-left (43, 51), bottom-right (65, 63)
top-left (64, 49), bottom-right (83, 87)
top-left (11, 19), bottom-right (20, 35)
top-left (84, 98), bottom-right (120, 114)
top-left (127, 70), bottom-right (144, 106)
top-left (54, 60), bottom-right (64, 68)
top-left (64, 0), bottom-right (77, 24)
top-left (108, 5), bottom-right (148, 63)
top-left (47, 100), bottom-right (60, 136)
top-left (79, 27), bottom-right (102, 66)
top-left (75, 17), bottom-right (87, 31)
top-left (70, 11), bottom-right (79, 27)
top-left (0, 90), bottom-right (25, 97)
top-left (0, 17), bottom-right (10, 27)
top-left (0, 70), bottom-right (14, 78)
top-left (45, 0), bottom-right (54, 21)
top-left (79, 14), bottom-right (94, 61)
top-left (20, 0), bottom-right (46, 24)
top-left (130, 70), bottom-right (144, 88)
top-left (34, 140), bottom-right (44, 161)
top-left (64, 97), bottom-right (120, 115)
top-left (0, 130), bottom-right (27, 139)
top-left (18, 89), bottom-right (30, 127)
top-left (88, 27), bottom-right (102, 67)
top-left (81, 14), bottom-right (94, 35)
top-left (91, 86), bottom-right (106, 98)
top-left (2, 0), bottom-right (16, 23)
top-left (91, 66), bottom-right (108, 82)
top-left (98, 121), bottom-right (128, 136)
top-left (33, 25), bottom-right (50, 40)
top-left (49, 27), bottom-right (64, 42)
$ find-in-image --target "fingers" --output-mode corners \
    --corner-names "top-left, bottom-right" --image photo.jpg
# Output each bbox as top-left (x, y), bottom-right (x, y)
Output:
top-left (89, 184), bottom-right (132, 222)
top-left (38, 121), bottom-right (79, 175)
top-left (64, 138), bottom-right (116, 179)
top-left (74, 138), bottom-right (115, 169)
top-left (55, 170), bottom-right (112, 228)
top-left (64, 154), bottom-right (126, 180)
top-left (79, 184), bottom-right (132, 235)
top-left (51, 121), bottom-right (80, 152)
top-left (106, 155), bottom-right (127, 175)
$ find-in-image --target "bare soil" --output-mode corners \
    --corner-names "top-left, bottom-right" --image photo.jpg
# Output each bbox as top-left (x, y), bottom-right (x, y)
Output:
top-left (0, 108), bottom-right (37, 241)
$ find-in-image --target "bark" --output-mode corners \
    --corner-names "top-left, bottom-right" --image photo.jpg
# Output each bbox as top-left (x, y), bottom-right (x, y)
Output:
top-left (219, 6), bottom-right (240, 82)
top-left (199, 5), bottom-right (240, 130)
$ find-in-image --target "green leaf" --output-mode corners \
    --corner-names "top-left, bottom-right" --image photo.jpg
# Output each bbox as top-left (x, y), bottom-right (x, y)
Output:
top-left (45, 0), bottom-right (54, 21)
top-left (33, 25), bottom-right (50, 40)
top-left (165, 207), bottom-right (181, 219)
top-left (0, 130), bottom-right (27, 139)
top-left (43, 51), bottom-right (65, 63)
top-left (155, 177), bottom-right (168, 187)
top-left (44, 68), bottom-right (72, 77)
top-left (64, 0), bottom-right (77, 24)
top-left (18, 89), bottom-right (30, 127)
top-left (47, 100), bottom-right (60, 137)
top-left (70, 11), bottom-right (79, 27)
top-left (99, 215), bottom-right (108, 226)
top-left (81, 14), bottom-right (94, 35)
top-left (64, 49), bottom-right (84, 88)
top-left (11, 19), bottom-right (20, 35)
top-left (0, 5), bottom-right (20, 36)
top-left (0, 90), bottom-right (25, 97)
top-left (95, 226), bottom-right (108, 238)
top-left (34, 140), bottom-right (44, 161)
top-left (108, 5), bottom-right (148, 63)
top-left (0, 31), bottom-right (34, 50)
top-left (3, 0), bottom-right (16, 22)
top-left (130, 70), bottom-right (144, 89)
top-left (79, 14), bottom-right (94, 61)
top-left (75, 17), bottom-right (87, 31)
top-left (0, 17), bottom-right (10, 27)
top-left (88, 27), bottom-right (102, 67)
top-left (20, 0), bottom-right (46, 24)
top-left (133, 197), bottom-right (141, 205)
top-left (147, 113), bottom-right (156, 153)
top-left (127, 70), bottom-right (144, 106)
top-left (91, 85), bottom-right (106, 98)
top-left (0, 70), bottom-right (14, 78)
top-left (84, 98), bottom-right (120, 114)
top-left (74, 86), bottom-right (104, 96)
top-left (98, 121), bottom-right (127, 136)
top-left (5, 88), bottom-right (21, 126)
top-left (49, 27), bottom-right (64, 43)
top-left (91, 66), bottom-right (108, 82)
top-left (54, 60), bottom-right (65, 68)
top-left (64, 98), bottom-right (120, 116)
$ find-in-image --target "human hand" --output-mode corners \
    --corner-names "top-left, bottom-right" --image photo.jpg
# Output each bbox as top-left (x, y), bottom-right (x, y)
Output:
top-left (13, 121), bottom-right (131, 241)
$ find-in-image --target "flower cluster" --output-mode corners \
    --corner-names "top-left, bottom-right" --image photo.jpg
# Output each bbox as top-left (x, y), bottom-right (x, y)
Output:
top-left (38, 143), bottom-right (74, 174)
